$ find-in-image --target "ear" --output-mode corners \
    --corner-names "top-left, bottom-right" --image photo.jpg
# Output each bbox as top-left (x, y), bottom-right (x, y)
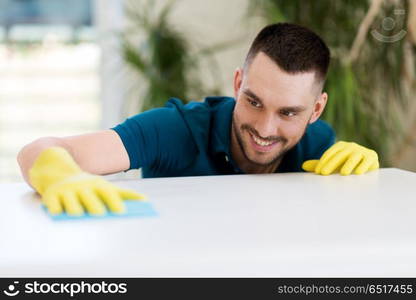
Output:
top-left (233, 68), bottom-right (243, 99)
top-left (309, 92), bottom-right (328, 124)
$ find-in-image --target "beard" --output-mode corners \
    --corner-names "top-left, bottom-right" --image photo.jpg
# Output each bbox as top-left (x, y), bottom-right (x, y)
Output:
top-left (232, 118), bottom-right (308, 168)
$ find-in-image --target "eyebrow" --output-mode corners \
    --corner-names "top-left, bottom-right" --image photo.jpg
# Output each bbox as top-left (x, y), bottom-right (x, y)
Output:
top-left (242, 88), bottom-right (308, 112)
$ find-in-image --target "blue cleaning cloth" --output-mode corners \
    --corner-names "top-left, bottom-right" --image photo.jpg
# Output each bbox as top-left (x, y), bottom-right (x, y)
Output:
top-left (42, 200), bottom-right (157, 221)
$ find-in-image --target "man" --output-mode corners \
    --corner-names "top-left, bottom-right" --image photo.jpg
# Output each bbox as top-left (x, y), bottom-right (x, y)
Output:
top-left (17, 23), bottom-right (379, 216)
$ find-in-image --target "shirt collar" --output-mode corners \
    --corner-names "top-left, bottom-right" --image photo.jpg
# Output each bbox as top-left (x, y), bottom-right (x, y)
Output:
top-left (209, 97), bottom-right (236, 157)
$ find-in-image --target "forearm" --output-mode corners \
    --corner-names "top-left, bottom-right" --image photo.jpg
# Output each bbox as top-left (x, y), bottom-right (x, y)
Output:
top-left (16, 137), bottom-right (73, 188)
top-left (18, 137), bottom-right (144, 216)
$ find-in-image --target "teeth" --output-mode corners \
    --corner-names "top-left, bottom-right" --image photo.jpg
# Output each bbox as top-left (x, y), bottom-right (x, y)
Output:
top-left (251, 134), bottom-right (273, 146)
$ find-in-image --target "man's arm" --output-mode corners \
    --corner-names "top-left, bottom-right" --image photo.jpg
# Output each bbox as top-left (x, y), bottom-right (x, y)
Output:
top-left (17, 129), bottom-right (129, 188)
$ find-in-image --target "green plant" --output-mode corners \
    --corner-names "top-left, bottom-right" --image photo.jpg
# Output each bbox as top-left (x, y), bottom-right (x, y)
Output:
top-left (122, 0), bottom-right (234, 112)
top-left (248, 0), bottom-right (416, 167)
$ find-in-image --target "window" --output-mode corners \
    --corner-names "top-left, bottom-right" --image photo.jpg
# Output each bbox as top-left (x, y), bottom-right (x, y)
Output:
top-left (0, 0), bottom-right (100, 182)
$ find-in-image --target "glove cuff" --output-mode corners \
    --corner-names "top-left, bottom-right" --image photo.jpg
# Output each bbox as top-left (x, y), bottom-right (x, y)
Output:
top-left (29, 147), bottom-right (84, 194)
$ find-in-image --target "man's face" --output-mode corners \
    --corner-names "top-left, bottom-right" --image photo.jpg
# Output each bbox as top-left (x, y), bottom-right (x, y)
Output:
top-left (232, 52), bottom-right (327, 168)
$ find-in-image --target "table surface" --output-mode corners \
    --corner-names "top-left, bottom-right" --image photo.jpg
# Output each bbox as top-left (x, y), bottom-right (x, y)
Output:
top-left (1, 168), bottom-right (416, 277)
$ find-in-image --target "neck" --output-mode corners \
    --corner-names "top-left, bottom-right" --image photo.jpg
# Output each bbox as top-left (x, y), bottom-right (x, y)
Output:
top-left (238, 159), bottom-right (281, 174)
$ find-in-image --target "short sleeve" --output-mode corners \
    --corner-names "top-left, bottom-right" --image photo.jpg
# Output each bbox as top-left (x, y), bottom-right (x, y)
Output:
top-left (304, 119), bottom-right (336, 159)
top-left (110, 106), bottom-right (197, 171)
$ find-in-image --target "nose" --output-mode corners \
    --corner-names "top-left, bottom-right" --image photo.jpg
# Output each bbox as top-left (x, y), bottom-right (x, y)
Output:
top-left (256, 113), bottom-right (279, 138)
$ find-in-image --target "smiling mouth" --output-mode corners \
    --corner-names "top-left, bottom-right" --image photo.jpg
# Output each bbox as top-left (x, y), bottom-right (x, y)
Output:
top-left (248, 132), bottom-right (279, 152)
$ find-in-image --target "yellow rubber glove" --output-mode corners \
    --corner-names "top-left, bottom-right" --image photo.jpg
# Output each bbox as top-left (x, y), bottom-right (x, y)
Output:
top-left (29, 147), bottom-right (146, 216)
top-left (302, 141), bottom-right (379, 175)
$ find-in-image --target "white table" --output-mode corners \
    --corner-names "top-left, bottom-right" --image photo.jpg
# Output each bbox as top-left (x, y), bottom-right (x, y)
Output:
top-left (1, 168), bottom-right (415, 277)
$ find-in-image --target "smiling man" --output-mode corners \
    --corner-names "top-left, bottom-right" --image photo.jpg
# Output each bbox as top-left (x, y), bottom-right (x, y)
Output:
top-left (17, 23), bottom-right (379, 216)
top-left (231, 48), bottom-right (327, 174)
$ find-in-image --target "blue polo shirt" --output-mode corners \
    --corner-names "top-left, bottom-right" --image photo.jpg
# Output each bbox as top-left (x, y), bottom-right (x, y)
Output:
top-left (111, 96), bottom-right (336, 178)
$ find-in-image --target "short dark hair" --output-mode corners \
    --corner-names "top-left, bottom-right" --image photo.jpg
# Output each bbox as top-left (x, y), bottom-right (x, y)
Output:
top-left (245, 23), bottom-right (330, 86)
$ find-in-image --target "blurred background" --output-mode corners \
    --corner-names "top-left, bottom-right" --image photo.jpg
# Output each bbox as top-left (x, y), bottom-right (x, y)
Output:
top-left (0, 0), bottom-right (415, 182)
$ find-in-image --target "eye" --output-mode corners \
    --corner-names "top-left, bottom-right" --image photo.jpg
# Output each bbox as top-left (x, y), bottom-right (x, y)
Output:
top-left (247, 98), bottom-right (261, 108)
top-left (281, 110), bottom-right (296, 117)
